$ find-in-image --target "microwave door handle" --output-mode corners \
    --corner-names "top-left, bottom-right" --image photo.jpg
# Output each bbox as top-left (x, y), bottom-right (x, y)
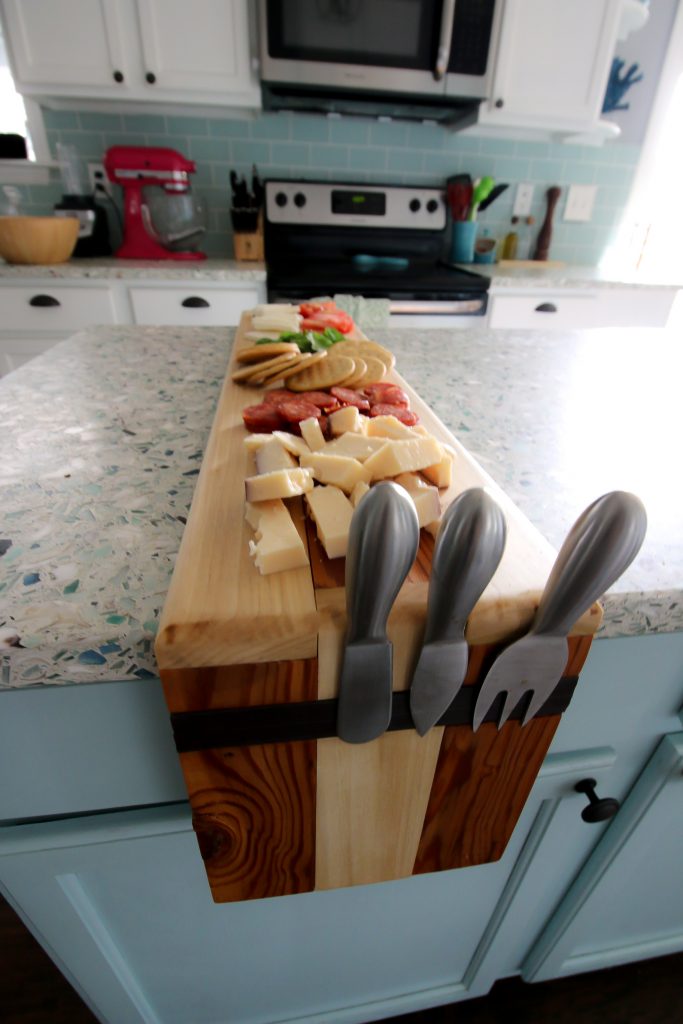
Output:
top-left (434, 0), bottom-right (456, 81)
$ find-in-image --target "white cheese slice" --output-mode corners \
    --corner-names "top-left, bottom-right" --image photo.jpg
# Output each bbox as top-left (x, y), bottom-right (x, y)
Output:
top-left (245, 467), bottom-right (314, 502)
top-left (350, 480), bottom-right (370, 507)
top-left (299, 417), bottom-right (326, 452)
top-left (365, 415), bottom-right (417, 440)
top-left (394, 473), bottom-right (442, 529)
top-left (245, 499), bottom-right (309, 575)
top-left (254, 437), bottom-right (297, 474)
top-left (251, 314), bottom-right (302, 333)
top-left (328, 405), bottom-right (364, 435)
top-left (272, 431), bottom-right (311, 458)
top-left (243, 433), bottom-right (275, 452)
top-left (252, 303), bottom-right (301, 317)
top-left (325, 433), bottom-right (386, 461)
top-left (305, 485), bottom-right (354, 559)
top-left (421, 442), bottom-right (454, 489)
top-left (300, 451), bottom-right (371, 493)
top-left (363, 437), bottom-right (444, 481)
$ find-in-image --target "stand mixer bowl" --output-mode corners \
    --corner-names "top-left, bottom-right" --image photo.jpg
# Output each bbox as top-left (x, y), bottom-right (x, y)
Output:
top-left (142, 186), bottom-right (206, 252)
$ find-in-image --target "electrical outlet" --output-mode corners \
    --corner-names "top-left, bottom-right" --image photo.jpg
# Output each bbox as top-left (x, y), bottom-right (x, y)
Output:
top-left (564, 184), bottom-right (597, 222)
top-left (88, 162), bottom-right (113, 198)
top-left (513, 183), bottom-right (534, 217)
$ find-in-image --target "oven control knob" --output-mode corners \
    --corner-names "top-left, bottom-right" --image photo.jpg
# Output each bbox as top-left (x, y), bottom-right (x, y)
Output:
top-left (275, 192), bottom-right (288, 207)
top-left (409, 198), bottom-right (421, 212)
top-left (426, 199), bottom-right (439, 213)
top-left (294, 192), bottom-right (307, 208)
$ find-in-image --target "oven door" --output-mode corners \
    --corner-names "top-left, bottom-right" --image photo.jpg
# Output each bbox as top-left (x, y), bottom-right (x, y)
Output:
top-left (258, 0), bottom-right (454, 96)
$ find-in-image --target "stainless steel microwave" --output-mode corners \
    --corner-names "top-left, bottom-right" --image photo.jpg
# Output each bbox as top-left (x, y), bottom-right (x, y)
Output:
top-left (258, 0), bottom-right (502, 123)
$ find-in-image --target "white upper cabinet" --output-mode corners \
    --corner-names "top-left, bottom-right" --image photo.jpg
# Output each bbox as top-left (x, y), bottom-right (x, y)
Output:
top-left (478, 0), bottom-right (624, 133)
top-left (0, 0), bottom-right (259, 109)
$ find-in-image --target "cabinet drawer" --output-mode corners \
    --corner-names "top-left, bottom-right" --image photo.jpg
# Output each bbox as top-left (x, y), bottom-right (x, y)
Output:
top-left (488, 294), bottom-right (601, 329)
top-left (1, 285), bottom-right (116, 332)
top-left (130, 286), bottom-right (261, 326)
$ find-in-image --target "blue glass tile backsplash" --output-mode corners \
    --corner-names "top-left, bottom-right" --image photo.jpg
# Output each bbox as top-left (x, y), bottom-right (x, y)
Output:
top-left (28, 109), bottom-right (639, 264)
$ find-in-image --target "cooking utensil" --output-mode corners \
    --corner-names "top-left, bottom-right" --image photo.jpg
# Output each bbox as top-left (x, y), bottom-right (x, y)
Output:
top-left (477, 183), bottom-right (509, 212)
top-left (533, 185), bottom-right (561, 261)
top-left (447, 182), bottom-right (473, 222)
top-left (409, 488), bottom-right (507, 736)
top-left (472, 491), bottom-right (647, 731)
top-left (468, 176), bottom-right (495, 221)
top-left (337, 482), bottom-right (420, 744)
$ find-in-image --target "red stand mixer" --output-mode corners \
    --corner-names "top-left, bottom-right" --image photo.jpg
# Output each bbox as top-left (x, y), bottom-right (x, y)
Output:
top-left (104, 145), bottom-right (206, 260)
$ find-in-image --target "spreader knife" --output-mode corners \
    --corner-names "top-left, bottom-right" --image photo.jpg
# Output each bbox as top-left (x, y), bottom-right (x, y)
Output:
top-left (337, 482), bottom-right (420, 744)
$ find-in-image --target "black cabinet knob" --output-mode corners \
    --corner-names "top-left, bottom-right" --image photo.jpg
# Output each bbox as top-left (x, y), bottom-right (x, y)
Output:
top-left (409, 198), bottom-right (421, 212)
top-left (29, 294), bottom-right (60, 308)
top-left (495, 98), bottom-right (504, 109)
top-left (146, 72), bottom-right (156, 84)
top-left (294, 192), bottom-right (306, 208)
top-left (113, 70), bottom-right (124, 84)
top-left (535, 302), bottom-right (558, 313)
top-left (426, 199), bottom-right (439, 213)
top-left (575, 778), bottom-right (620, 823)
top-left (275, 192), bottom-right (288, 207)
top-left (181, 296), bottom-right (210, 309)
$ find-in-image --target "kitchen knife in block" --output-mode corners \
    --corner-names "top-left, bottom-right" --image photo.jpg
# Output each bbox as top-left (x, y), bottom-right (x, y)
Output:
top-left (337, 482), bottom-right (420, 743)
top-left (472, 490), bottom-right (647, 731)
top-left (409, 488), bottom-right (507, 736)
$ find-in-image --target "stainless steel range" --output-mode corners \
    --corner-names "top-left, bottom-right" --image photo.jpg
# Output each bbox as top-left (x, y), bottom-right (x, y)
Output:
top-left (264, 179), bottom-right (489, 320)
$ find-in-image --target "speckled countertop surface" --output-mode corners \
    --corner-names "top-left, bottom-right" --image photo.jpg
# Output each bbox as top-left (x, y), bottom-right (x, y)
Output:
top-left (0, 257), bottom-right (266, 281)
top-left (478, 263), bottom-right (683, 290)
top-left (1, 324), bottom-right (680, 688)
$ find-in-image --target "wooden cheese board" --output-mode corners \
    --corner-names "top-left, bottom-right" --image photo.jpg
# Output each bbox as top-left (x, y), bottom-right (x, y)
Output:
top-left (155, 312), bottom-right (602, 903)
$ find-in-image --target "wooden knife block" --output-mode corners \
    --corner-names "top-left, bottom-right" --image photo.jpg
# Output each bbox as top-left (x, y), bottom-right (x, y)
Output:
top-left (155, 315), bottom-right (601, 903)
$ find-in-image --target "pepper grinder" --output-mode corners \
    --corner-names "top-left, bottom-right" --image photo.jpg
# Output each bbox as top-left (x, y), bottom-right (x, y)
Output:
top-left (533, 186), bottom-right (561, 261)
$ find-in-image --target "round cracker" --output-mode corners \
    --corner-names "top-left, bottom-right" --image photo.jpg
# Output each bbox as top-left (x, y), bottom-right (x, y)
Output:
top-left (260, 351), bottom-right (328, 385)
top-left (232, 351), bottom-right (297, 382)
top-left (236, 342), bottom-right (300, 364)
top-left (288, 354), bottom-right (356, 391)
top-left (324, 340), bottom-right (362, 359)
top-left (351, 355), bottom-right (387, 388)
top-left (337, 357), bottom-right (368, 388)
top-left (354, 339), bottom-right (395, 371)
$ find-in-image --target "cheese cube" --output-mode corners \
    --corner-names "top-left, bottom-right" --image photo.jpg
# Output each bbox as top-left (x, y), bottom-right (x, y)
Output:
top-left (328, 405), bottom-right (364, 436)
top-left (394, 473), bottom-right (442, 529)
top-left (365, 415), bottom-right (416, 440)
top-left (300, 417), bottom-right (326, 452)
top-left (243, 433), bottom-right (274, 452)
top-left (363, 437), bottom-right (444, 481)
top-left (254, 437), bottom-right (297, 475)
top-left (325, 433), bottom-right (385, 461)
top-left (272, 431), bottom-right (311, 458)
top-left (245, 467), bottom-right (314, 502)
top-left (422, 443), bottom-right (454, 489)
top-left (350, 480), bottom-right (370, 507)
top-left (245, 499), bottom-right (309, 575)
top-left (300, 452), bottom-right (370, 493)
top-left (305, 486), bottom-right (354, 559)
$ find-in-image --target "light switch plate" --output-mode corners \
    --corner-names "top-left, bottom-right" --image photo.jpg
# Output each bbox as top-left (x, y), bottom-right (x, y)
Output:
top-left (564, 184), bottom-right (597, 222)
top-left (513, 183), bottom-right (534, 217)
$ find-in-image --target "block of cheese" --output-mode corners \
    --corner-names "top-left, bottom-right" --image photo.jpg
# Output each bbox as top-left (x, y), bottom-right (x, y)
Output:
top-left (363, 437), bottom-right (444, 481)
top-left (245, 499), bottom-right (309, 575)
top-left (243, 433), bottom-right (275, 452)
top-left (300, 417), bottom-right (327, 452)
top-left (255, 437), bottom-right (297, 474)
top-left (421, 442), bottom-right (454, 489)
top-left (251, 313), bottom-right (301, 333)
top-left (245, 467), bottom-right (314, 502)
top-left (300, 452), bottom-right (370, 493)
top-left (365, 415), bottom-right (417, 440)
top-left (328, 405), bottom-right (364, 436)
top-left (305, 486), bottom-right (354, 559)
top-left (325, 433), bottom-right (386, 461)
top-left (394, 473), bottom-right (442, 529)
top-left (350, 480), bottom-right (370, 507)
top-left (272, 431), bottom-right (311, 458)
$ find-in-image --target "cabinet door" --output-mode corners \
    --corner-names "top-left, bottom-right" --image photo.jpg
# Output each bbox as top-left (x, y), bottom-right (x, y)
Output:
top-left (135, 0), bottom-right (254, 95)
top-left (485, 0), bottom-right (621, 129)
top-left (0, 334), bottom-right (68, 376)
top-left (1, 0), bottom-right (128, 88)
top-left (522, 732), bottom-right (683, 982)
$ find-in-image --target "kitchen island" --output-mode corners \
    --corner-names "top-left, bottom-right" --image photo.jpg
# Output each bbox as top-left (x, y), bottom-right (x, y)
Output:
top-left (1, 324), bottom-right (681, 1024)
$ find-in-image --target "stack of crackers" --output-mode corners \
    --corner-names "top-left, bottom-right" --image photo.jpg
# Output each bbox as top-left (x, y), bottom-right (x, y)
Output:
top-left (232, 338), bottom-right (396, 391)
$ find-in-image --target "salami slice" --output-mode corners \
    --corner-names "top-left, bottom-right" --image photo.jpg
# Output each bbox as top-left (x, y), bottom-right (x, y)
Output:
top-left (298, 391), bottom-right (341, 413)
top-left (278, 399), bottom-right (322, 424)
top-left (262, 388), bottom-right (297, 406)
top-left (369, 404), bottom-right (420, 426)
top-left (363, 383), bottom-right (409, 408)
top-left (330, 386), bottom-right (370, 411)
top-left (242, 403), bottom-right (283, 433)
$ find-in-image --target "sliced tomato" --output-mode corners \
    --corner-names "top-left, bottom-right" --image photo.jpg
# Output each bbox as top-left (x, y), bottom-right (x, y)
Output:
top-left (301, 310), bottom-right (354, 334)
top-left (369, 404), bottom-right (419, 426)
top-left (330, 387), bottom-right (370, 411)
top-left (363, 382), bottom-right (409, 408)
top-left (299, 300), bottom-right (337, 318)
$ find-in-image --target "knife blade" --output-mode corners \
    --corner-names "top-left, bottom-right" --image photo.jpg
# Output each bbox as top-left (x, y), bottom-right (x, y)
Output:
top-left (409, 488), bottom-right (506, 736)
top-left (337, 482), bottom-right (420, 744)
top-left (472, 490), bottom-right (647, 731)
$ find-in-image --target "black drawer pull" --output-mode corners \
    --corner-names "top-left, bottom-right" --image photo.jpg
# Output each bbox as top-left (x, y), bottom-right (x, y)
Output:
top-left (146, 72), bottom-right (157, 84)
top-left (181, 296), bottom-right (210, 309)
top-left (29, 294), bottom-right (61, 308)
top-left (575, 778), bottom-right (620, 823)
top-left (535, 302), bottom-right (558, 313)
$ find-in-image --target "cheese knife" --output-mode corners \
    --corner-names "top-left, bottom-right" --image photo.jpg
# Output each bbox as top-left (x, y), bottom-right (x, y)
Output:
top-left (409, 488), bottom-right (507, 736)
top-left (337, 482), bottom-right (420, 744)
top-left (472, 490), bottom-right (647, 731)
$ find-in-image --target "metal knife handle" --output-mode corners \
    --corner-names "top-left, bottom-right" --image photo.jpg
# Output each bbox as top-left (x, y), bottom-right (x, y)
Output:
top-left (345, 482), bottom-right (420, 644)
top-left (424, 488), bottom-right (507, 644)
top-left (434, 0), bottom-right (456, 80)
top-left (532, 491), bottom-right (647, 638)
